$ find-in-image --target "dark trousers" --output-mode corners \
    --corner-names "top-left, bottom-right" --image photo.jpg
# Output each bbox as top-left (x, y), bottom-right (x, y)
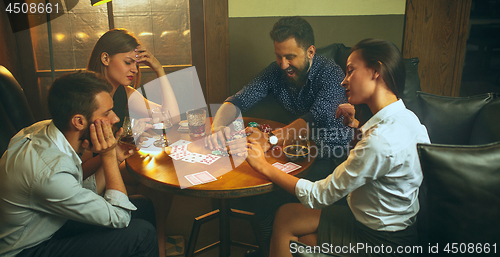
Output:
top-left (18, 195), bottom-right (159, 257)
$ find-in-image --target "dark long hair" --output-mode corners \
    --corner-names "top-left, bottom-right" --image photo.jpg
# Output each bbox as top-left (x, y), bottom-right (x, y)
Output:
top-left (87, 28), bottom-right (141, 88)
top-left (351, 38), bottom-right (405, 98)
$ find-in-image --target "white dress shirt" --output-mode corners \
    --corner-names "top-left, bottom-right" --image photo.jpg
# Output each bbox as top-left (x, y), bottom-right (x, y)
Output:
top-left (0, 120), bottom-right (136, 257)
top-left (295, 100), bottom-right (430, 231)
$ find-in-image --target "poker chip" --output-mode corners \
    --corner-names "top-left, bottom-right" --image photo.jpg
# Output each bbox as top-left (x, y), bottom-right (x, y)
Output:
top-left (212, 149), bottom-right (230, 156)
top-left (248, 122), bottom-right (258, 127)
top-left (232, 119), bottom-right (244, 132)
top-left (232, 134), bottom-right (245, 139)
top-left (259, 124), bottom-right (272, 133)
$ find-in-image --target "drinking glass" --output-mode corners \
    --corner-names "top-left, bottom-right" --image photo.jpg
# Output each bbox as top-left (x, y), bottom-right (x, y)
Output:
top-left (187, 108), bottom-right (206, 137)
top-left (151, 108), bottom-right (173, 147)
top-left (283, 129), bottom-right (310, 161)
top-left (119, 116), bottom-right (136, 147)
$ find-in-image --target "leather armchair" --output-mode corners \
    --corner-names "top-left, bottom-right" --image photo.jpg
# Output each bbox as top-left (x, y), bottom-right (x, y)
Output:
top-left (0, 65), bottom-right (35, 155)
top-left (414, 92), bottom-right (500, 145)
top-left (417, 142), bottom-right (500, 246)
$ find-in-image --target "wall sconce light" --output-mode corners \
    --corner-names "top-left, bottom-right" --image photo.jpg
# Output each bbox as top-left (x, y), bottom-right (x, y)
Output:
top-left (91, 0), bottom-right (112, 6)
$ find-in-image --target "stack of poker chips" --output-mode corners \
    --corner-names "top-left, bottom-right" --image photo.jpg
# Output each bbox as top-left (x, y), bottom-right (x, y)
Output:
top-left (211, 120), bottom-right (273, 156)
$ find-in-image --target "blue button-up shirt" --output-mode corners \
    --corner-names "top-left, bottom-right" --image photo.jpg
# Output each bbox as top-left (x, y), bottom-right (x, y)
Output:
top-left (0, 120), bottom-right (136, 257)
top-left (226, 55), bottom-right (353, 157)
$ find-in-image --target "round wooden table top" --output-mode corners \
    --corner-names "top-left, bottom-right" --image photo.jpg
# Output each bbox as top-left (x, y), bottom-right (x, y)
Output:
top-left (126, 117), bottom-right (317, 198)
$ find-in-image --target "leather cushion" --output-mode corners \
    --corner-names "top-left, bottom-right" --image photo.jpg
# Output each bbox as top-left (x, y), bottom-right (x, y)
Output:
top-left (415, 92), bottom-right (492, 145)
top-left (316, 43), bottom-right (351, 75)
top-left (417, 142), bottom-right (500, 244)
top-left (469, 93), bottom-right (500, 145)
top-left (0, 66), bottom-right (35, 131)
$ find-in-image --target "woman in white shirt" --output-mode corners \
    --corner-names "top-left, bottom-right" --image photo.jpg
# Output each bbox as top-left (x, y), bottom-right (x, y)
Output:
top-left (246, 38), bottom-right (430, 257)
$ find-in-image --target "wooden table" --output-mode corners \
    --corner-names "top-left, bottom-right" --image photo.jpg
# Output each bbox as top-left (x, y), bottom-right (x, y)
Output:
top-left (126, 117), bottom-right (317, 257)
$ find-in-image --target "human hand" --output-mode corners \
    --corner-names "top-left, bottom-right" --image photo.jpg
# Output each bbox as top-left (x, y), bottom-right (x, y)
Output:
top-left (204, 126), bottom-right (231, 150)
top-left (246, 127), bottom-right (271, 152)
top-left (246, 139), bottom-right (270, 176)
top-left (335, 103), bottom-right (359, 128)
top-left (226, 136), bottom-right (248, 157)
top-left (82, 119), bottom-right (120, 156)
top-left (116, 142), bottom-right (139, 164)
top-left (135, 45), bottom-right (163, 75)
top-left (133, 118), bottom-right (152, 135)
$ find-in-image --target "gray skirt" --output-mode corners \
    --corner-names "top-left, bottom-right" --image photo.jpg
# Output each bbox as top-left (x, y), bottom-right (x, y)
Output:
top-left (317, 205), bottom-right (418, 257)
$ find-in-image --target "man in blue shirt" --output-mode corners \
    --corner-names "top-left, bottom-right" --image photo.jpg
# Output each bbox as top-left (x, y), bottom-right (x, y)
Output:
top-left (0, 71), bottom-right (158, 257)
top-left (206, 16), bottom-right (352, 169)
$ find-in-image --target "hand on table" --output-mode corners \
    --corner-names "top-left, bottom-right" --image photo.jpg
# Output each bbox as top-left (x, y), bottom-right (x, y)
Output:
top-left (246, 127), bottom-right (272, 152)
top-left (335, 103), bottom-right (359, 128)
top-left (116, 142), bottom-right (139, 164)
top-left (204, 126), bottom-right (231, 150)
top-left (204, 126), bottom-right (248, 157)
top-left (246, 139), bottom-right (271, 176)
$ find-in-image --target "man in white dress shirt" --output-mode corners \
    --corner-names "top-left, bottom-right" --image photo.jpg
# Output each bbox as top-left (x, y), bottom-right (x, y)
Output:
top-left (0, 71), bottom-right (158, 257)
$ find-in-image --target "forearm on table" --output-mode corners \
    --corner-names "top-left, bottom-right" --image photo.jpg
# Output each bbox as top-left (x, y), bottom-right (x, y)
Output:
top-left (212, 102), bottom-right (238, 130)
top-left (257, 163), bottom-right (299, 195)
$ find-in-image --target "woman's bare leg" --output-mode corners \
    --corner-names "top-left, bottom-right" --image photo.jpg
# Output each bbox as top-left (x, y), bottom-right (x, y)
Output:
top-left (270, 203), bottom-right (321, 257)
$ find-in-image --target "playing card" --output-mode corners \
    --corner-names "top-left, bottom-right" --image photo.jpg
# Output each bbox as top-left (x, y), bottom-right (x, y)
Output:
top-left (185, 174), bottom-right (201, 185)
top-left (170, 139), bottom-right (191, 147)
top-left (272, 162), bottom-right (285, 170)
top-left (184, 171), bottom-right (217, 186)
top-left (170, 149), bottom-right (190, 160)
top-left (198, 154), bottom-right (221, 165)
top-left (281, 162), bottom-right (301, 173)
top-left (193, 171), bottom-right (217, 183)
top-left (171, 144), bottom-right (188, 154)
top-left (182, 153), bottom-right (206, 163)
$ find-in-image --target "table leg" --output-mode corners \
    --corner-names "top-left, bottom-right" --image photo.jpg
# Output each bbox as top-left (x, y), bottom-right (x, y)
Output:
top-left (138, 185), bottom-right (174, 257)
top-left (185, 199), bottom-right (265, 257)
top-left (219, 199), bottom-right (230, 257)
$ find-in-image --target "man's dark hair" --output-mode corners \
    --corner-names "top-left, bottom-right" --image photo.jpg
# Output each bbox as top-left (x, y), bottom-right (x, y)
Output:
top-left (48, 70), bottom-right (113, 131)
top-left (270, 16), bottom-right (315, 50)
top-left (351, 38), bottom-right (406, 98)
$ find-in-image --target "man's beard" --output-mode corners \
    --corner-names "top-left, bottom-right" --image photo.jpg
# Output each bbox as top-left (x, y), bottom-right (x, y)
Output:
top-left (283, 58), bottom-right (310, 86)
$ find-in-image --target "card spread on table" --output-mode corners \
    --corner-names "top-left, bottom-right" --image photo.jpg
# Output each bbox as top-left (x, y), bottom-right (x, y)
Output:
top-left (273, 162), bottom-right (301, 173)
top-left (169, 140), bottom-right (220, 165)
top-left (185, 171), bottom-right (217, 185)
top-left (182, 153), bottom-right (206, 163)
